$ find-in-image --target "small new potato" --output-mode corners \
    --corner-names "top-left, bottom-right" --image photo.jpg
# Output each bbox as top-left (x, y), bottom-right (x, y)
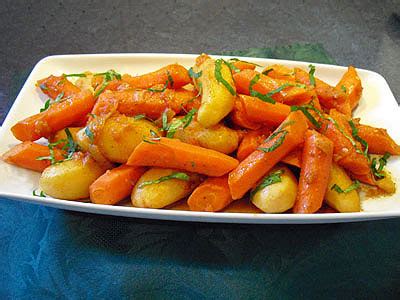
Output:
top-left (325, 163), bottom-right (360, 212)
top-left (251, 166), bottom-right (298, 213)
top-left (173, 119), bottom-right (239, 154)
top-left (193, 58), bottom-right (235, 128)
top-left (97, 115), bottom-right (161, 163)
top-left (39, 154), bottom-right (105, 200)
top-left (131, 168), bottom-right (201, 208)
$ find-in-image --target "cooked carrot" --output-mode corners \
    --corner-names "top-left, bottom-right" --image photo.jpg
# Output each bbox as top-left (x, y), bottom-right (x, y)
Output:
top-left (263, 64), bottom-right (295, 81)
top-left (37, 75), bottom-right (81, 99)
top-left (127, 138), bottom-right (239, 177)
top-left (2, 141), bottom-right (65, 172)
top-left (122, 64), bottom-right (191, 89)
top-left (321, 109), bottom-right (374, 184)
top-left (228, 111), bottom-right (308, 199)
top-left (231, 60), bottom-right (256, 72)
top-left (195, 53), bottom-right (211, 66)
top-left (187, 176), bottom-right (233, 212)
top-left (230, 98), bottom-right (262, 130)
top-left (11, 90), bottom-right (95, 141)
top-left (239, 94), bottom-right (291, 126)
top-left (89, 165), bottom-right (146, 205)
top-left (355, 123), bottom-right (400, 155)
top-left (93, 79), bottom-right (130, 95)
top-left (293, 130), bottom-right (334, 213)
top-left (336, 66), bottom-right (362, 110)
top-left (236, 128), bottom-right (271, 161)
top-left (281, 147), bottom-right (302, 168)
top-left (294, 67), bottom-right (351, 116)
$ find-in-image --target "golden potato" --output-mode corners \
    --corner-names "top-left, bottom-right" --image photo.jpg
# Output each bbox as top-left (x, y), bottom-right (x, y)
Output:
top-left (193, 58), bottom-right (235, 128)
top-left (39, 154), bottom-right (105, 200)
top-left (49, 127), bottom-right (81, 147)
top-left (251, 166), bottom-right (298, 213)
top-left (374, 171), bottom-right (396, 194)
top-left (131, 168), bottom-right (201, 208)
top-left (324, 163), bottom-right (360, 212)
top-left (97, 115), bottom-right (161, 163)
top-left (173, 119), bottom-right (239, 154)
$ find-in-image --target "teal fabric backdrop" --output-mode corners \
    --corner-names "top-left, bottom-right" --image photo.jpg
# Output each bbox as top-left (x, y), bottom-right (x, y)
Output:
top-left (1, 44), bottom-right (400, 299)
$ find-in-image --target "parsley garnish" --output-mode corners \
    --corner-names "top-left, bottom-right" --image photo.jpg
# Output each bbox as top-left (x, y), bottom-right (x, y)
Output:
top-left (331, 180), bottom-right (360, 194)
top-left (214, 59), bottom-right (236, 96)
top-left (308, 64), bottom-right (316, 86)
top-left (371, 153), bottom-right (390, 179)
top-left (251, 169), bottom-right (284, 197)
top-left (188, 67), bottom-right (202, 79)
top-left (139, 172), bottom-right (190, 188)
top-left (32, 189), bottom-right (46, 197)
top-left (165, 109), bottom-right (197, 138)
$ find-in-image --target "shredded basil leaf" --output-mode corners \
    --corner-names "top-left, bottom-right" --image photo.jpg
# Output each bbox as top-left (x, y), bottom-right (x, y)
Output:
top-left (94, 69), bottom-right (121, 81)
top-left (258, 130), bottom-right (288, 153)
top-left (94, 81), bottom-right (109, 97)
top-left (291, 105), bottom-right (322, 129)
top-left (214, 59), bottom-right (236, 95)
top-left (262, 68), bottom-right (273, 76)
top-left (166, 109), bottom-right (197, 138)
top-left (63, 128), bottom-right (79, 160)
top-left (249, 74), bottom-right (276, 104)
top-left (331, 180), bottom-right (360, 194)
top-left (348, 120), bottom-right (369, 158)
top-left (139, 172), bottom-right (190, 188)
top-left (40, 99), bottom-right (51, 112)
top-left (147, 71), bottom-right (173, 92)
top-left (308, 64), bottom-right (316, 86)
top-left (251, 169), bottom-right (284, 197)
top-left (188, 67), bottom-right (202, 79)
top-left (36, 140), bottom-right (65, 165)
top-left (63, 73), bottom-right (87, 78)
top-left (371, 153), bottom-right (390, 179)
top-left (39, 92), bottom-right (65, 112)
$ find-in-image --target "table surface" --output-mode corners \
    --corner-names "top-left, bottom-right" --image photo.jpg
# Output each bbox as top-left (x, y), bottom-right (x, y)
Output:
top-left (1, 1), bottom-right (400, 299)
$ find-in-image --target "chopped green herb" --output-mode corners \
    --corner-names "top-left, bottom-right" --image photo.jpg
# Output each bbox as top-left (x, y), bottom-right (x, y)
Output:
top-left (139, 172), bottom-right (190, 188)
top-left (94, 81), bottom-right (109, 97)
top-left (262, 68), bottom-right (273, 76)
top-left (249, 74), bottom-right (276, 104)
top-left (166, 109), bottom-right (197, 138)
top-left (258, 130), bottom-right (288, 153)
top-left (308, 64), bottom-right (316, 86)
top-left (63, 128), bottom-right (79, 160)
top-left (33, 189), bottom-right (46, 197)
top-left (36, 140), bottom-right (65, 165)
top-left (295, 83), bottom-right (307, 89)
top-left (188, 67), bottom-right (202, 79)
top-left (147, 71), bottom-right (173, 92)
top-left (214, 59), bottom-right (236, 95)
top-left (133, 114), bottom-right (146, 120)
top-left (371, 153), bottom-right (390, 179)
top-left (142, 130), bottom-right (161, 144)
top-left (63, 73), bottom-right (87, 78)
top-left (94, 69), bottom-right (121, 81)
top-left (349, 120), bottom-right (369, 157)
top-left (85, 126), bottom-right (94, 143)
top-left (225, 60), bottom-right (241, 73)
top-left (341, 85), bottom-right (347, 93)
top-left (251, 169), bottom-right (284, 197)
top-left (291, 105), bottom-right (322, 129)
top-left (331, 180), bottom-right (360, 194)
top-left (40, 99), bottom-right (51, 112)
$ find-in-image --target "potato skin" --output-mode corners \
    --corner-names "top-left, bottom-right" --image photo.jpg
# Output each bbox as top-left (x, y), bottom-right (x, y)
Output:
top-left (97, 115), bottom-right (160, 163)
top-left (251, 166), bottom-right (298, 213)
top-left (173, 119), bottom-right (239, 154)
top-left (194, 59), bottom-right (235, 128)
top-left (39, 154), bottom-right (105, 200)
top-left (325, 163), bottom-right (360, 212)
top-left (131, 168), bottom-right (201, 208)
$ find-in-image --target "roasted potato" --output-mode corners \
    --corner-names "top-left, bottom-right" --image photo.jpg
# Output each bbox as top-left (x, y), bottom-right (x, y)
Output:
top-left (39, 153), bottom-right (105, 200)
top-left (375, 170), bottom-right (396, 194)
top-left (324, 163), bottom-right (360, 212)
top-left (173, 119), bottom-right (239, 154)
top-left (131, 168), bottom-right (201, 208)
top-left (193, 58), bottom-right (236, 127)
top-left (251, 166), bottom-right (298, 213)
top-left (97, 114), bottom-right (161, 163)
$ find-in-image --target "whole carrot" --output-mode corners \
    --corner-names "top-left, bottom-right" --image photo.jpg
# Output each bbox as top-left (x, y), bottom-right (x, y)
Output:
top-left (187, 176), bottom-right (233, 212)
top-left (228, 111), bottom-right (308, 199)
top-left (37, 75), bottom-right (81, 99)
top-left (127, 138), bottom-right (239, 177)
top-left (89, 165), bottom-right (146, 205)
top-left (2, 142), bottom-right (65, 172)
top-left (11, 90), bottom-right (95, 141)
top-left (293, 130), bottom-right (334, 213)
top-left (122, 64), bottom-right (191, 89)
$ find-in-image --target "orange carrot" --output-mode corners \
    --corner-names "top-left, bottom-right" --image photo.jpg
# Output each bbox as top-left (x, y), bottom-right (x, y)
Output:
top-left (2, 141), bottom-right (65, 172)
top-left (236, 128), bottom-right (271, 161)
top-left (11, 90), bottom-right (95, 141)
top-left (355, 123), bottom-right (400, 155)
top-left (37, 75), bottom-right (81, 99)
top-left (239, 94), bottom-right (291, 126)
top-left (89, 165), bottom-right (146, 205)
top-left (127, 138), bottom-right (239, 177)
top-left (293, 130), bottom-right (334, 213)
top-left (230, 98), bottom-right (262, 130)
top-left (228, 111), bottom-right (308, 199)
top-left (231, 60), bottom-right (256, 72)
top-left (93, 79), bottom-right (130, 95)
top-left (122, 64), bottom-right (191, 89)
top-left (263, 64), bottom-right (295, 81)
top-left (336, 66), bottom-right (362, 110)
top-left (321, 109), bottom-right (374, 184)
top-left (187, 176), bottom-right (233, 212)
top-left (195, 54), bottom-right (211, 66)
top-left (294, 67), bottom-right (351, 116)
top-left (281, 147), bottom-right (302, 168)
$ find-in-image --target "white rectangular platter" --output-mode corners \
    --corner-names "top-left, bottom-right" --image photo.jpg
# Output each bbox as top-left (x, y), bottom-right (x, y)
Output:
top-left (0, 53), bottom-right (399, 224)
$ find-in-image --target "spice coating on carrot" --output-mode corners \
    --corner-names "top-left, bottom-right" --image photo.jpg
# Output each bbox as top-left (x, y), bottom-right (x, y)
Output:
top-left (293, 130), bottom-right (334, 213)
top-left (336, 66), bottom-right (362, 110)
top-left (355, 123), bottom-right (400, 155)
top-left (127, 138), bottom-right (239, 177)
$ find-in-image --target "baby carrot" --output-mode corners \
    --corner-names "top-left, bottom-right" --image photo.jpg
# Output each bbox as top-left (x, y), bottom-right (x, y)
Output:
top-left (263, 64), bottom-right (296, 81)
top-left (236, 128), bottom-right (271, 161)
top-left (228, 111), bottom-right (308, 199)
top-left (122, 64), bottom-right (191, 89)
top-left (281, 147), bottom-right (302, 168)
top-left (89, 165), bottom-right (146, 205)
top-left (187, 176), bottom-right (233, 212)
top-left (230, 98), bottom-right (262, 130)
top-left (293, 130), bottom-right (334, 213)
top-left (11, 90), bottom-right (95, 141)
top-left (127, 138), bottom-right (239, 177)
top-left (37, 75), bottom-right (81, 99)
top-left (355, 123), bottom-right (400, 155)
top-left (2, 141), bottom-right (65, 172)
top-left (336, 66), bottom-right (362, 110)
top-left (231, 60), bottom-right (256, 72)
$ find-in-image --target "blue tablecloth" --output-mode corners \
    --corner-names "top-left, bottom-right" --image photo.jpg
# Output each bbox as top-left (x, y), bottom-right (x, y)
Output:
top-left (1, 44), bottom-right (400, 299)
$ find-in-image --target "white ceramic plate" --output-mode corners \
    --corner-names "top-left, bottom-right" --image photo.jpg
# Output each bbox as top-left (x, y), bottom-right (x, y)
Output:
top-left (1, 53), bottom-right (399, 224)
